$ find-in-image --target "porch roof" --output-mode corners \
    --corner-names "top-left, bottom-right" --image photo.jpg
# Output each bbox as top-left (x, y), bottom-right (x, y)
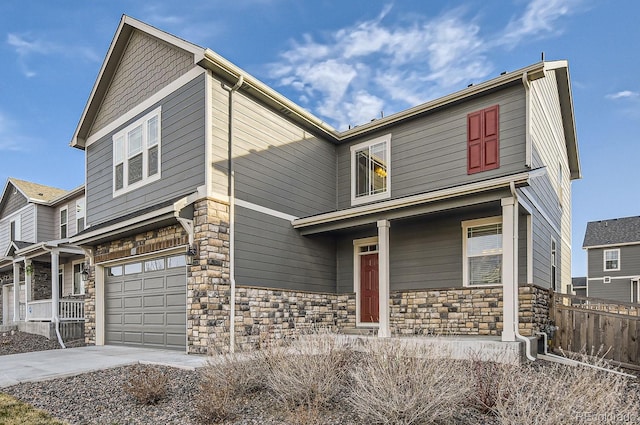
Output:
top-left (293, 169), bottom-right (542, 235)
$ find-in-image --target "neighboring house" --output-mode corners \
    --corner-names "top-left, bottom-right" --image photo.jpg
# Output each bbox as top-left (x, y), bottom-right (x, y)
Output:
top-left (583, 216), bottom-right (640, 303)
top-left (0, 178), bottom-right (86, 333)
top-left (68, 16), bottom-right (580, 354)
top-left (571, 276), bottom-right (587, 297)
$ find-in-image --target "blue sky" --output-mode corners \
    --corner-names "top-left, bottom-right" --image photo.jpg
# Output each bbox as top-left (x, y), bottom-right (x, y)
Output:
top-left (0, 0), bottom-right (638, 276)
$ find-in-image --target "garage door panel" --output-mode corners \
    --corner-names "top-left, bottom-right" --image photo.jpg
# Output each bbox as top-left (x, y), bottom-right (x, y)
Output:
top-left (106, 282), bottom-right (123, 294)
top-left (143, 277), bottom-right (165, 290)
top-left (166, 312), bottom-right (186, 325)
top-left (144, 312), bottom-right (165, 325)
top-left (124, 279), bottom-right (142, 292)
top-left (166, 274), bottom-right (185, 288)
top-left (105, 254), bottom-right (186, 350)
top-left (143, 294), bottom-right (165, 307)
top-left (166, 293), bottom-right (185, 307)
top-left (124, 313), bottom-right (143, 325)
top-left (106, 297), bottom-right (123, 309)
top-left (124, 296), bottom-right (142, 308)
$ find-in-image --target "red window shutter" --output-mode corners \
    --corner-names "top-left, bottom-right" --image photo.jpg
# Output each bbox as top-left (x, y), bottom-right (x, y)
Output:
top-left (467, 105), bottom-right (500, 174)
top-left (467, 111), bottom-right (483, 174)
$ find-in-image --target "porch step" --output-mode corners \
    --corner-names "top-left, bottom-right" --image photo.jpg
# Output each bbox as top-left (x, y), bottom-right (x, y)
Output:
top-left (341, 328), bottom-right (377, 336)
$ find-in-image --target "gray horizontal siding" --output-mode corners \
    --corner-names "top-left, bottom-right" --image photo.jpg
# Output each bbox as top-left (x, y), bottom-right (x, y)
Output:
top-left (235, 206), bottom-right (335, 292)
top-left (587, 246), bottom-right (640, 278)
top-left (588, 279), bottom-right (634, 303)
top-left (86, 74), bottom-right (206, 226)
top-left (37, 204), bottom-right (55, 242)
top-left (336, 84), bottom-right (527, 209)
top-left (231, 90), bottom-right (336, 217)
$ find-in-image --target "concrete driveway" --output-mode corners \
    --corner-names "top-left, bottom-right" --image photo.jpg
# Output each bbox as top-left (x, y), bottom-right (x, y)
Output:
top-left (0, 345), bottom-right (208, 388)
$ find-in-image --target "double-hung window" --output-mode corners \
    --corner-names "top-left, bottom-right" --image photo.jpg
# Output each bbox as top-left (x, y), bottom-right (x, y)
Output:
top-left (463, 218), bottom-right (503, 286)
top-left (604, 249), bottom-right (620, 271)
top-left (60, 207), bottom-right (68, 239)
top-left (113, 107), bottom-right (161, 196)
top-left (351, 134), bottom-right (391, 205)
top-left (76, 197), bottom-right (85, 234)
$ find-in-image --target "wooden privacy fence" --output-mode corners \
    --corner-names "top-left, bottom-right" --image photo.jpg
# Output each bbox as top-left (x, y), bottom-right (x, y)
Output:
top-left (551, 293), bottom-right (640, 369)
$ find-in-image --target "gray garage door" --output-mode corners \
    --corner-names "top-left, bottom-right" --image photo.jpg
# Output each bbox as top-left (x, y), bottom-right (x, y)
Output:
top-left (105, 254), bottom-right (187, 350)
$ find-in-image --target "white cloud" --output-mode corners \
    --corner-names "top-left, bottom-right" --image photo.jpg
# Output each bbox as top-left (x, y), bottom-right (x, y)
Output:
top-left (606, 90), bottom-right (639, 100)
top-left (6, 33), bottom-right (100, 78)
top-left (268, 1), bottom-right (583, 130)
top-left (500, 0), bottom-right (581, 47)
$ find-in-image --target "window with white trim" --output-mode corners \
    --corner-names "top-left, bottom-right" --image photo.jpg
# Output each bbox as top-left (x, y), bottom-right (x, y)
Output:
top-left (60, 207), bottom-right (68, 239)
top-left (9, 216), bottom-right (21, 241)
top-left (113, 107), bottom-right (161, 196)
top-left (75, 197), bottom-right (85, 234)
top-left (351, 134), bottom-right (391, 205)
top-left (72, 262), bottom-right (85, 295)
top-left (604, 249), bottom-right (620, 271)
top-left (463, 218), bottom-right (502, 286)
top-left (58, 265), bottom-right (64, 297)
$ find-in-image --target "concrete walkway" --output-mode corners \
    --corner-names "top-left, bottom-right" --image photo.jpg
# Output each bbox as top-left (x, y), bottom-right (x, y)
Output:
top-left (0, 345), bottom-right (209, 388)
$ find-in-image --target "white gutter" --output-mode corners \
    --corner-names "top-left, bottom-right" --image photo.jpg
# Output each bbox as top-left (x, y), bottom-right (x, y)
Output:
top-left (510, 181), bottom-right (536, 361)
top-left (222, 74), bottom-right (243, 353)
top-left (293, 170), bottom-right (542, 229)
top-left (522, 72), bottom-right (532, 168)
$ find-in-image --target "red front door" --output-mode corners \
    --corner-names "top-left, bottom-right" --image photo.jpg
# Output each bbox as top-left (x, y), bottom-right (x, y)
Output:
top-left (360, 253), bottom-right (379, 323)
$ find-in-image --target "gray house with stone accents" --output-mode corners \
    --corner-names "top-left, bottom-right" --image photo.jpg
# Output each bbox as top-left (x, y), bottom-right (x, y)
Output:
top-left (69, 16), bottom-right (580, 354)
top-left (583, 216), bottom-right (640, 303)
top-left (0, 178), bottom-right (86, 335)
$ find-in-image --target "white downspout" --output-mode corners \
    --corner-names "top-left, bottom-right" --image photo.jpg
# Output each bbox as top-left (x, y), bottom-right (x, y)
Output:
top-left (510, 182), bottom-right (535, 361)
top-left (223, 75), bottom-right (243, 353)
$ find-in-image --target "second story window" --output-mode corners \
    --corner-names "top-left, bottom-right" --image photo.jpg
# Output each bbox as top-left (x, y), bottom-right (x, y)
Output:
top-left (112, 107), bottom-right (161, 196)
top-left (9, 217), bottom-right (20, 241)
top-left (350, 134), bottom-right (391, 205)
top-left (604, 249), bottom-right (620, 271)
top-left (60, 207), bottom-right (68, 239)
top-left (467, 105), bottom-right (500, 174)
top-left (76, 197), bottom-right (85, 233)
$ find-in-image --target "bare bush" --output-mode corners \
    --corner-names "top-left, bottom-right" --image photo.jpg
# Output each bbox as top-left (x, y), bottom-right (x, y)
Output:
top-left (493, 356), bottom-right (640, 425)
top-left (467, 350), bottom-right (509, 413)
top-left (195, 352), bottom-right (268, 424)
top-left (262, 333), bottom-right (356, 411)
top-left (122, 365), bottom-right (168, 405)
top-left (348, 339), bottom-right (472, 424)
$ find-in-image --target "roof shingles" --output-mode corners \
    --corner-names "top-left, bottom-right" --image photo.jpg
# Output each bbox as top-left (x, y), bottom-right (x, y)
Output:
top-left (583, 216), bottom-right (640, 248)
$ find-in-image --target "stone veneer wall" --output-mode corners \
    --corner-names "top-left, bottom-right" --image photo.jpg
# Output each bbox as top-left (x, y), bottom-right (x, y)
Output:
top-left (233, 286), bottom-right (356, 351)
top-left (31, 261), bottom-right (52, 301)
top-left (84, 224), bottom-right (190, 345)
top-left (390, 284), bottom-right (551, 337)
top-left (188, 198), bottom-right (231, 354)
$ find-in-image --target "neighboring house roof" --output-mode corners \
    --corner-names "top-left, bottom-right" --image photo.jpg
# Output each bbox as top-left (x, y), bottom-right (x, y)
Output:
top-left (8, 178), bottom-right (68, 203)
top-left (583, 216), bottom-right (640, 248)
top-left (572, 277), bottom-right (587, 288)
top-left (70, 15), bottom-right (580, 180)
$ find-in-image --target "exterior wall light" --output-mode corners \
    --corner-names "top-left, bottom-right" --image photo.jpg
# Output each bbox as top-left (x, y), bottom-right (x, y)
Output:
top-left (186, 245), bottom-right (198, 265)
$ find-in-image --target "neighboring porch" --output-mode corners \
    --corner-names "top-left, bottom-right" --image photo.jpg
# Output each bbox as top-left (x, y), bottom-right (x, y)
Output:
top-left (0, 242), bottom-right (86, 339)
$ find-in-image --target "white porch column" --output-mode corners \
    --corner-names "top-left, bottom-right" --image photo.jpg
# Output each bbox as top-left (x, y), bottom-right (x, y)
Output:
top-left (12, 262), bottom-right (20, 322)
top-left (501, 197), bottom-right (517, 342)
top-left (377, 219), bottom-right (391, 338)
top-left (51, 249), bottom-right (60, 322)
top-left (24, 260), bottom-right (32, 303)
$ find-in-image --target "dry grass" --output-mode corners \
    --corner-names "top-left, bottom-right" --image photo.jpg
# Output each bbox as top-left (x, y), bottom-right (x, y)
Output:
top-left (0, 392), bottom-right (64, 425)
top-left (194, 332), bottom-right (640, 425)
top-left (122, 365), bottom-right (169, 405)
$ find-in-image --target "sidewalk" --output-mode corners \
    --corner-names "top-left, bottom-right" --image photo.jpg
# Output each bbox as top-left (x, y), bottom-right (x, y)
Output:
top-left (0, 345), bottom-right (208, 388)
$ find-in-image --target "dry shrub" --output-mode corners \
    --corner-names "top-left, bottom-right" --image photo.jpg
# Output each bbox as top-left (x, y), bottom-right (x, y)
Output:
top-left (122, 365), bottom-right (168, 405)
top-left (493, 356), bottom-right (640, 425)
top-left (262, 333), bottom-right (356, 411)
top-left (467, 350), bottom-right (510, 413)
top-left (348, 339), bottom-right (472, 424)
top-left (195, 352), bottom-right (268, 424)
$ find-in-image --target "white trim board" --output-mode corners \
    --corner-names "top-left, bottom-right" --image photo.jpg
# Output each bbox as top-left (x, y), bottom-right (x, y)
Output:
top-left (235, 199), bottom-right (298, 222)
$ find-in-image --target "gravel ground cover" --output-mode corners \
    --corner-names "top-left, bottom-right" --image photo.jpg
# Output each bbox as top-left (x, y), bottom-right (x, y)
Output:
top-left (0, 331), bottom-right (85, 355)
